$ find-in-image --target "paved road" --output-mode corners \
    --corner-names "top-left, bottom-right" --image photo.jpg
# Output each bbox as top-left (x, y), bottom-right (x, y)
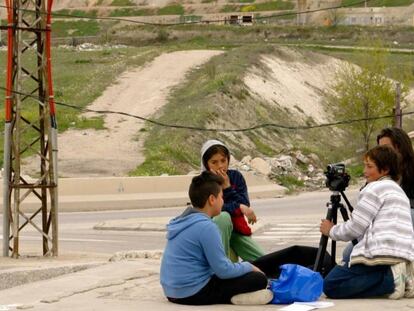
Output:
top-left (0, 188), bottom-right (359, 256)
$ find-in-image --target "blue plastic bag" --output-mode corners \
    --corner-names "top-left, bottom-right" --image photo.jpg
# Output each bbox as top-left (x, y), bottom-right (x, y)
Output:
top-left (269, 264), bottom-right (323, 304)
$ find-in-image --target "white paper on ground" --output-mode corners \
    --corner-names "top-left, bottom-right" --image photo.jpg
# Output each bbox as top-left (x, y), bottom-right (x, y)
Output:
top-left (295, 301), bottom-right (335, 308)
top-left (278, 304), bottom-right (316, 311)
top-left (0, 305), bottom-right (20, 311)
top-left (279, 301), bottom-right (335, 311)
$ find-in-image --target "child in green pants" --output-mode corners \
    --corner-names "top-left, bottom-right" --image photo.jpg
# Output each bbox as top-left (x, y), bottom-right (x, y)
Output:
top-left (201, 139), bottom-right (264, 262)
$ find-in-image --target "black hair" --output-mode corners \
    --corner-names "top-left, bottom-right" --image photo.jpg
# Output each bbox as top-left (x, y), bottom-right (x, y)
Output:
top-left (189, 171), bottom-right (224, 208)
top-left (364, 145), bottom-right (400, 181)
top-left (377, 127), bottom-right (414, 197)
top-left (202, 144), bottom-right (230, 171)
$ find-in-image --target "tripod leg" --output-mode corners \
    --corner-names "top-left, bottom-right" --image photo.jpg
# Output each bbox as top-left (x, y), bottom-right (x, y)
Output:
top-left (330, 206), bottom-right (338, 266)
top-left (313, 206), bottom-right (333, 272)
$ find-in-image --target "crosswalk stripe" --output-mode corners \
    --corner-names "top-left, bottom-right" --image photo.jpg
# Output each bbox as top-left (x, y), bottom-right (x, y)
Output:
top-left (267, 224), bottom-right (318, 228)
top-left (255, 223), bottom-right (321, 242)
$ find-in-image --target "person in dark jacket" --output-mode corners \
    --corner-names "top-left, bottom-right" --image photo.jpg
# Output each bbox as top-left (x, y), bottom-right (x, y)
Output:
top-left (200, 139), bottom-right (334, 277)
top-left (201, 140), bottom-right (264, 262)
top-left (377, 127), bottom-right (414, 213)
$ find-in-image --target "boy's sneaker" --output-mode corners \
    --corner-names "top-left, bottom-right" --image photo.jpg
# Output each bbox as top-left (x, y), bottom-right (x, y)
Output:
top-left (231, 289), bottom-right (273, 305)
top-left (388, 262), bottom-right (406, 299)
top-left (405, 261), bottom-right (414, 298)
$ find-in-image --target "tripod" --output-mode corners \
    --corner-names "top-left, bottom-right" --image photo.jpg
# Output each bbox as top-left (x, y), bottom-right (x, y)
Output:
top-left (313, 190), bottom-right (356, 273)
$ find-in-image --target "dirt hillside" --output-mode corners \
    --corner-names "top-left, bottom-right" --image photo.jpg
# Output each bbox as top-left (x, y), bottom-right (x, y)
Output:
top-left (23, 50), bottom-right (223, 177)
top-left (55, 49), bottom-right (345, 177)
top-left (23, 48), bottom-right (411, 177)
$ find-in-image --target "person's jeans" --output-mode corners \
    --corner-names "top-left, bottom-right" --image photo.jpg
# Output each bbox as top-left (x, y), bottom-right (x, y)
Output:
top-left (167, 272), bottom-right (267, 305)
top-left (341, 242), bottom-right (354, 265)
top-left (324, 264), bottom-right (394, 299)
top-left (411, 208), bottom-right (414, 229)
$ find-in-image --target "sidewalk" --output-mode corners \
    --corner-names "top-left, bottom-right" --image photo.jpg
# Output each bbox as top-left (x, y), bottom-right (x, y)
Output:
top-left (1, 255), bottom-right (414, 311)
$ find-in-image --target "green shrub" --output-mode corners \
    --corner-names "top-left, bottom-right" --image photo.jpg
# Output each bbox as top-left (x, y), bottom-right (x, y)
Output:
top-left (111, 0), bottom-right (135, 6)
top-left (109, 7), bottom-right (154, 16)
top-left (341, 0), bottom-right (414, 6)
top-left (54, 9), bottom-right (98, 18)
top-left (156, 29), bottom-right (169, 42)
top-left (52, 20), bottom-right (100, 37)
top-left (275, 175), bottom-right (305, 192)
top-left (157, 4), bottom-right (185, 15)
top-left (254, 0), bottom-right (294, 11)
top-left (220, 4), bottom-right (239, 12)
top-left (241, 5), bottom-right (256, 12)
top-left (347, 164), bottom-right (364, 180)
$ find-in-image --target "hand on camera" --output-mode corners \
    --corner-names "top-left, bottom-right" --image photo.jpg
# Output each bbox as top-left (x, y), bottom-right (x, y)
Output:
top-left (320, 219), bottom-right (334, 236)
top-left (240, 204), bottom-right (257, 225)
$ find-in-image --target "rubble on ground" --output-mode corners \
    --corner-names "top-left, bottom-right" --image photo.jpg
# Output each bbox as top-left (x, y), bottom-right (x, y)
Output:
top-left (231, 151), bottom-right (327, 191)
top-left (58, 43), bottom-right (128, 51)
top-left (109, 250), bottom-right (163, 262)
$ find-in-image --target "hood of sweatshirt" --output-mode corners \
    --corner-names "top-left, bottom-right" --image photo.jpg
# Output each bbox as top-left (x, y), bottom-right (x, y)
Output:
top-left (166, 207), bottom-right (210, 240)
top-left (200, 139), bottom-right (230, 172)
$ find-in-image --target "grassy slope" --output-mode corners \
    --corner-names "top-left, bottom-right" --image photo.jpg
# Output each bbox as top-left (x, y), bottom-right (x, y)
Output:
top-left (1, 22), bottom-right (413, 175)
top-left (130, 45), bottom-right (357, 176)
top-left (0, 46), bottom-right (163, 167)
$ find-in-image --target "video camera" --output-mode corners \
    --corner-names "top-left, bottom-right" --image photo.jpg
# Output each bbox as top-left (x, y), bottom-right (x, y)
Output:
top-left (325, 163), bottom-right (350, 192)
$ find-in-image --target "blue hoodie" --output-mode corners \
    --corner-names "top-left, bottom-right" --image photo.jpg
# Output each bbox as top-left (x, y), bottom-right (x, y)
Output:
top-left (160, 207), bottom-right (253, 299)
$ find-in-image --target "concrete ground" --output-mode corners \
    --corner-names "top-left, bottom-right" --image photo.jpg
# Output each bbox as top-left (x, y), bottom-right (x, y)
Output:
top-left (1, 176), bottom-right (414, 310)
top-left (1, 256), bottom-right (414, 311)
top-left (1, 217), bottom-right (414, 310)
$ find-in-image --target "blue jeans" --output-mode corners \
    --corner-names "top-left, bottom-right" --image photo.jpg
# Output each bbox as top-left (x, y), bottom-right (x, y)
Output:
top-left (411, 208), bottom-right (414, 229)
top-left (341, 243), bottom-right (354, 265)
top-left (324, 264), bottom-right (394, 299)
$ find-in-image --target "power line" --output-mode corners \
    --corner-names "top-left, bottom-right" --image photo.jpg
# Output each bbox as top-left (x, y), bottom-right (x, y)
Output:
top-left (0, 0), bottom-right (374, 28)
top-left (0, 86), bottom-right (412, 132)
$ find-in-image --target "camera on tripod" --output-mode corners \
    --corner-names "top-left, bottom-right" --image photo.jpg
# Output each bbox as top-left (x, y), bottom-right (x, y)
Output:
top-left (313, 163), bottom-right (356, 273)
top-left (325, 163), bottom-right (350, 192)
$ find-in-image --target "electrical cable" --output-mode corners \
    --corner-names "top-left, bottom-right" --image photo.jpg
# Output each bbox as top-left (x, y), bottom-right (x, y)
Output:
top-left (0, 86), bottom-right (412, 132)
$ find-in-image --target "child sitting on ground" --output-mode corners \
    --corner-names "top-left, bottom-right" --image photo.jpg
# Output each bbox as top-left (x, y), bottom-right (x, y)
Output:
top-left (160, 171), bottom-right (273, 305)
top-left (320, 145), bottom-right (414, 299)
top-left (201, 139), bottom-right (264, 262)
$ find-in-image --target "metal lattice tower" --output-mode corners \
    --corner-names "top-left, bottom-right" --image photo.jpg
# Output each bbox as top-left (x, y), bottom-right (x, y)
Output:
top-left (2, 0), bottom-right (58, 257)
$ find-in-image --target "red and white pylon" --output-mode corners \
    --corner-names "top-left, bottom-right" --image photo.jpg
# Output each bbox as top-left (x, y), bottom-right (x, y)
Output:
top-left (3, 0), bottom-right (58, 257)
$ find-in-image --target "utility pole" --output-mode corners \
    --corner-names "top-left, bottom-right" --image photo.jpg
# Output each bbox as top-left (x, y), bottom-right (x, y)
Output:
top-left (393, 82), bottom-right (402, 128)
top-left (3, 0), bottom-right (58, 257)
top-left (297, 0), bottom-right (307, 25)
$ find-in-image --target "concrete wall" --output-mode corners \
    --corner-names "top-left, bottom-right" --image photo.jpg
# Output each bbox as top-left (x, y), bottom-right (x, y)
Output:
top-left (0, 172), bottom-right (287, 212)
top-left (338, 5), bottom-right (414, 26)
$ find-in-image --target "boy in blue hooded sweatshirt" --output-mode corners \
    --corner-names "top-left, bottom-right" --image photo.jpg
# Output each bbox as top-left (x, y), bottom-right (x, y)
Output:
top-left (160, 171), bottom-right (273, 305)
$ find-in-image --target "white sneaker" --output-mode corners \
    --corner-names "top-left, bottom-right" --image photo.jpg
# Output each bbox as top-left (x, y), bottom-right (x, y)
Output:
top-left (231, 289), bottom-right (273, 305)
top-left (405, 261), bottom-right (414, 298)
top-left (389, 262), bottom-right (406, 300)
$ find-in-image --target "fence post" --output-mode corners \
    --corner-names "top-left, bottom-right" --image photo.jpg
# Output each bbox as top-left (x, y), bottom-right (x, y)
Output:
top-left (393, 82), bottom-right (402, 128)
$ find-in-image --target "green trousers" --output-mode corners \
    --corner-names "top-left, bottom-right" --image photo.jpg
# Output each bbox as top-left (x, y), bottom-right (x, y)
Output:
top-left (213, 211), bottom-right (265, 262)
